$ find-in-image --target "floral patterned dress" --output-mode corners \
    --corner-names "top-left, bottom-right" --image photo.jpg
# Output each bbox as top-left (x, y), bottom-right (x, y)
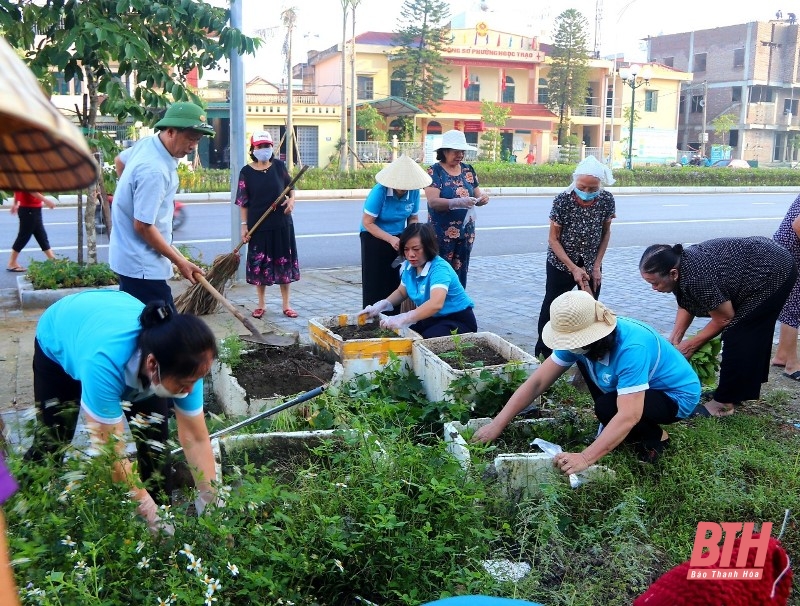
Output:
top-left (426, 162), bottom-right (480, 288)
top-left (235, 160), bottom-right (300, 286)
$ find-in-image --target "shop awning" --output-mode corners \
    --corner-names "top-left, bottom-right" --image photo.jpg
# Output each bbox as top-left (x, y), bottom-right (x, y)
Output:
top-left (357, 96), bottom-right (421, 117)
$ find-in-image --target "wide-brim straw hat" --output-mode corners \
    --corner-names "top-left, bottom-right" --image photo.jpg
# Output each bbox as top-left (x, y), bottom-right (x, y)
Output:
top-left (0, 37), bottom-right (98, 192)
top-left (435, 129), bottom-right (477, 152)
top-left (375, 154), bottom-right (432, 190)
top-left (541, 291), bottom-right (617, 350)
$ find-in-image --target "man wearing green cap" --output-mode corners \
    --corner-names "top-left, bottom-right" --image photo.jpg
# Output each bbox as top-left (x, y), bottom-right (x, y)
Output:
top-left (109, 102), bottom-right (215, 309)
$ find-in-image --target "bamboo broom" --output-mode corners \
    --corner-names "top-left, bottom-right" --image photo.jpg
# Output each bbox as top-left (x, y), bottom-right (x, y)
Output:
top-left (175, 164), bottom-right (309, 315)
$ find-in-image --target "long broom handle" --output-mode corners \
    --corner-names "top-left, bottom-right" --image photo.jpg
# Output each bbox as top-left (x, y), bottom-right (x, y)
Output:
top-left (170, 384), bottom-right (327, 455)
top-left (234, 164), bottom-right (309, 254)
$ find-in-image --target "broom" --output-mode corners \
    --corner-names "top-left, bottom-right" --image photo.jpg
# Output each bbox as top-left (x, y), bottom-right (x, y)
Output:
top-left (175, 164), bottom-right (309, 315)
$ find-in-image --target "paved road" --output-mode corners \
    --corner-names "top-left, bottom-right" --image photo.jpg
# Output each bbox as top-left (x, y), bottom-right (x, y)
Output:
top-left (0, 191), bottom-right (793, 289)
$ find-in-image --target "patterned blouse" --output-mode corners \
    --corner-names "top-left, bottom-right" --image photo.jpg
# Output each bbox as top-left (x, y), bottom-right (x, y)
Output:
top-left (674, 236), bottom-right (795, 328)
top-left (547, 190), bottom-right (616, 273)
top-left (426, 162), bottom-right (480, 236)
top-left (773, 193), bottom-right (800, 255)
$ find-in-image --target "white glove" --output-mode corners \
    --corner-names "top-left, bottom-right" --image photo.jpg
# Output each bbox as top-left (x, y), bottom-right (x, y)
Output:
top-left (136, 492), bottom-right (175, 536)
top-left (360, 299), bottom-right (393, 318)
top-left (448, 197), bottom-right (476, 210)
top-left (380, 311), bottom-right (414, 331)
top-left (194, 490), bottom-right (220, 516)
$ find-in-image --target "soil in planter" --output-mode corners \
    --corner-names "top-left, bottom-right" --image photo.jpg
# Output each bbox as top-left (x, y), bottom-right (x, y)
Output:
top-left (438, 343), bottom-right (508, 369)
top-left (330, 322), bottom-right (400, 340)
top-left (232, 344), bottom-right (334, 398)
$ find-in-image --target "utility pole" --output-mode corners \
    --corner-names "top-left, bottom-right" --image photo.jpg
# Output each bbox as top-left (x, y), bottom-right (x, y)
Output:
top-left (339, 1), bottom-right (349, 172)
top-left (282, 8), bottom-right (296, 173)
top-left (230, 0), bottom-right (246, 280)
top-left (700, 79), bottom-right (708, 158)
top-left (349, 1), bottom-right (358, 171)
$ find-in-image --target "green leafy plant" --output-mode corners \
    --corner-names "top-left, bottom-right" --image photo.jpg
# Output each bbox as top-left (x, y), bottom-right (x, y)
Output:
top-left (26, 257), bottom-right (118, 290)
top-left (689, 336), bottom-right (722, 386)
top-left (437, 331), bottom-right (478, 370)
top-left (218, 334), bottom-right (244, 370)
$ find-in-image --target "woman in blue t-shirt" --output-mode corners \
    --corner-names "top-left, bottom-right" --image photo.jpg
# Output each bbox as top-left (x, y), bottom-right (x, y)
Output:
top-left (474, 291), bottom-right (701, 467)
top-left (360, 223), bottom-right (478, 338)
top-left (26, 290), bottom-right (220, 535)
top-left (360, 155), bottom-right (431, 312)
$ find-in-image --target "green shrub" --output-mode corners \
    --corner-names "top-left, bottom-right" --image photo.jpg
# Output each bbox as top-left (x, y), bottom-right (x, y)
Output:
top-left (26, 258), bottom-right (118, 290)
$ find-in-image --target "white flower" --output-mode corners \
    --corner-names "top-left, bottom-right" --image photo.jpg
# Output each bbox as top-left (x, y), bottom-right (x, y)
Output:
top-left (61, 535), bottom-right (76, 547)
top-left (135, 540), bottom-right (146, 554)
top-left (130, 414), bottom-right (150, 429)
top-left (179, 544), bottom-right (194, 560)
top-left (334, 559), bottom-right (345, 573)
top-left (74, 560), bottom-right (87, 570)
top-left (217, 485), bottom-right (232, 501)
top-left (334, 482), bottom-right (348, 488)
top-left (226, 562), bottom-right (239, 576)
top-left (204, 597), bottom-right (218, 606)
top-left (206, 578), bottom-right (222, 595)
top-left (121, 400), bottom-right (132, 412)
top-left (147, 412), bottom-right (166, 424)
top-left (137, 557), bottom-right (150, 569)
top-left (187, 557), bottom-right (203, 574)
top-left (158, 504), bottom-right (174, 521)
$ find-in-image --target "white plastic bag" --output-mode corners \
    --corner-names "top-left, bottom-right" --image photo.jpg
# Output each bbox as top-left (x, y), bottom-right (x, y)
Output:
top-left (531, 437), bottom-right (585, 488)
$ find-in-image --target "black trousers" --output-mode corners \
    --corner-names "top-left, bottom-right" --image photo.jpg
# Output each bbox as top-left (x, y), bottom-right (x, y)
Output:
top-left (535, 262), bottom-right (601, 358)
top-left (715, 265), bottom-right (797, 403)
top-left (12, 207), bottom-right (51, 252)
top-left (360, 231), bottom-right (400, 315)
top-left (27, 339), bottom-right (173, 502)
top-left (410, 307), bottom-right (478, 338)
top-left (577, 362), bottom-right (680, 445)
top-left (117, 274), bottom-right (176, 313)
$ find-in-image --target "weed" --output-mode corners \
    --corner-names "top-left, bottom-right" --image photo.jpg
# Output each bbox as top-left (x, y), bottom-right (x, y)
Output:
top-left (217, 334), bottom-right (244, 370)
top-left (764, 388), bottom-right (792, 407)
top-left (27, 257), bottom-right (117, 290)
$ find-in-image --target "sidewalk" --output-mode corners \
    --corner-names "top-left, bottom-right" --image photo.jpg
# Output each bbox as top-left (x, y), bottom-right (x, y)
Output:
top-left (0, 245), bottom-right (705, 419)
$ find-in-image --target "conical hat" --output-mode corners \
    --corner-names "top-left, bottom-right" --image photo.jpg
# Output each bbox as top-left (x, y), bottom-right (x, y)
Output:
top-left (375, 155), bottom-right (432, 190)
top-left (0, 37), bottom-right (98, 192)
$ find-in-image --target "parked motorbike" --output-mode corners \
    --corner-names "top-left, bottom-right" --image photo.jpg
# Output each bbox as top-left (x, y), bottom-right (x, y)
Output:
top-left (95, 195), bottom-right (186, 234)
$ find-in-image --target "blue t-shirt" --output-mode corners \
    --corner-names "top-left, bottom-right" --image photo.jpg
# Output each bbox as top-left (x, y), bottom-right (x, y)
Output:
top-left (360, 184), bottom-right (420, 234)
top-left (109, 135), bottom-right (179, 280)
top-left (400, 255), bottom-right (474, 316)
top-left (551, 317), bottom-right (701, 418)
top-left (36, 290), bottom-right (204, 424)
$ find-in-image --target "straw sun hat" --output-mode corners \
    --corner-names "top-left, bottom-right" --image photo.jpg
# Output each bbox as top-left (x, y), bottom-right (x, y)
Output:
top-left (0, 37), bottom-right (98, 191)
top-left (541, 291), bottom-right (617, 350)
top-left (375, 154), bottom-right (432, 190)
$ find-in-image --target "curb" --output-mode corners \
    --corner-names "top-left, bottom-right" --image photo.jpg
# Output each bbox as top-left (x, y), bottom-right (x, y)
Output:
top-left (16, 275), bottom-right (119, 310)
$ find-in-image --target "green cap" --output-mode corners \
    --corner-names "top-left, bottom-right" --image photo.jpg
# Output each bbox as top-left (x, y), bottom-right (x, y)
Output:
top-left (154, 102), bottom-right (215, 136)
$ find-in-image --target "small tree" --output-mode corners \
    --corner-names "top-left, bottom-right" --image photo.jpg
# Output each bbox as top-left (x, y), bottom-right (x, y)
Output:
top-left (546, 9), bottom-right (591, 145)
top-left (620, 105), bottom-right (641, 164)
top-left (479, 100), bottom-right (512, 162)
top-left (356, 104), bottom-right (387, 141)
top-left (712, 113), bottom-right (738, 154)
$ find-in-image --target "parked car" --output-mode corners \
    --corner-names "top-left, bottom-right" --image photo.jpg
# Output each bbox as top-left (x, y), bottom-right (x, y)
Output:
top-left (710, 159), bottom-right (751, 168)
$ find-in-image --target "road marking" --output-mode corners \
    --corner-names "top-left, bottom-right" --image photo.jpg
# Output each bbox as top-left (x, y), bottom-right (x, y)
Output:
top-left (662, 204), bottom-right (689, 207)
top-left (752, 202), bottom-right (775, 205)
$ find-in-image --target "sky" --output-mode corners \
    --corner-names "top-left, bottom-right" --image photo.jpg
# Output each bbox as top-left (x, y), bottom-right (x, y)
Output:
top-left (233, 0), bottom-right (775, 83)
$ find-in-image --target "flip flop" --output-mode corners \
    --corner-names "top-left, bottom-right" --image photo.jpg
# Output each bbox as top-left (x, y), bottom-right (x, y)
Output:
top-left (782, 370), bottom-right (800, 381)
top-left (5, 266), bottom-right (25, 272)
top-left (251, 308), bottom-right (264, 319)
top-left (282, 308), bottom-right (298, 318)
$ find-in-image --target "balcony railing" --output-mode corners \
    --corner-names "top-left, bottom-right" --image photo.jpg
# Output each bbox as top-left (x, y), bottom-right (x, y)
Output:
top-left (572, 104), bottom-right (602, 118)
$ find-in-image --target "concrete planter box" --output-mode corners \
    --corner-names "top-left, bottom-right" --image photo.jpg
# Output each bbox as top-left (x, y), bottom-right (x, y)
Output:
top-left (211, 357), bottom-right (343, 418)
top-left (412, 332), bottom-right (538, 403)
top-left (309, 313), bottom-right (420, 381)
top-left (17, 276), bottom-right (118, 309)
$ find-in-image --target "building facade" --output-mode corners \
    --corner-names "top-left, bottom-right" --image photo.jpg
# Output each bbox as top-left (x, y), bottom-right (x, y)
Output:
top-left (648, 19), bottom-right (800, 164)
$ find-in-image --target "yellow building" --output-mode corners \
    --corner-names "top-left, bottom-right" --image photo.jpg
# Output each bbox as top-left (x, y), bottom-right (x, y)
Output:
top-left (304, 22), bottom-right (690, 167)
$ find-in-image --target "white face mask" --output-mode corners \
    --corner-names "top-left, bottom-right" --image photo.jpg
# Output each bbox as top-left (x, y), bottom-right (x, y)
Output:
top-left (568, 346), bottom-right (590, 355)
top-left (253, 148), bottom-right (273, 162)
top-left (151, 365), bottom-right (189, 399)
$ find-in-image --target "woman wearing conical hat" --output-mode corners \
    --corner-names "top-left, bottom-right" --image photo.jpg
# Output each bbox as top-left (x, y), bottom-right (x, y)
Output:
top-left (359, 155), bottom-right (431, 315)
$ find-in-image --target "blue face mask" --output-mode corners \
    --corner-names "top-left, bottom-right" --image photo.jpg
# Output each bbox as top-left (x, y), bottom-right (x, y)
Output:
top-left (575, 188), bottom-right (600, 202)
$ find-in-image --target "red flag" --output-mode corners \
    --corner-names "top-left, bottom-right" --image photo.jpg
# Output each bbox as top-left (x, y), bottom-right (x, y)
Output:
top-left (464, 66), bottom-right (470, 89)
top-left (501, 69), bottom-right (506, 90)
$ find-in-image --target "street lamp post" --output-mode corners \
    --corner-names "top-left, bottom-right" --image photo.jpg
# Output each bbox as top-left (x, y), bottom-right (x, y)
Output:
top-left (618, 63), bottom-right (652, 170)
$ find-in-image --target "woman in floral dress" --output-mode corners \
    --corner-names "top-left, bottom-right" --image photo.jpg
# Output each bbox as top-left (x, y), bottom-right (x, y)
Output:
top-left (424, 129), bottom-right (489, 288)
top-left (236, 131), bottom-right (300, 319)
